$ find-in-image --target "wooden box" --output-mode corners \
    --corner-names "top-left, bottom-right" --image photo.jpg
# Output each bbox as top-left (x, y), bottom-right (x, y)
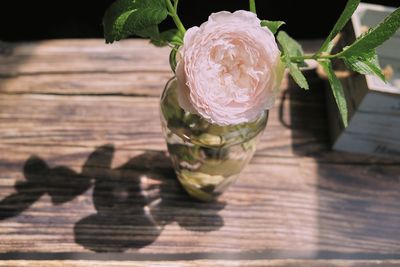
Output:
top-left (326, 3), bottom-right (400, 157)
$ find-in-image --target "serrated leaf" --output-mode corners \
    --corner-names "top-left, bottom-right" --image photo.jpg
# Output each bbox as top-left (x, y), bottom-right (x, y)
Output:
top-left (151, 29), bottom-right (183, 47)
top-left (287, 61), bottom-right (309, 90)
top-left (319, 0), bottom-right (361, 53)
top-left (320, 61), bottom-right (348, 127)
top-left (340, 6), bottom-right (400, 56)
top-left (103, 0), bottom-right (135, 42)
top-left (277, 31), bottom-right (309, 90)
top-left (261, 20), bottom-right (285, 34)
top-left (342, 50), bottom-right (385, 81)
top-left (325, 40), bottom-right (336, 54)
top-left (103, 0), bottom-right (168, 43)
top-left (277, 31), bottom-right (305, 58)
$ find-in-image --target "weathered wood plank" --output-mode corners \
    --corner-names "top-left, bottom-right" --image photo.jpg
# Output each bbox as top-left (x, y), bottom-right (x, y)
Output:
top-left (0, 40), bottom-right (321, 96)
top-left (0, 90), bottom-right (399, 255)
top-left (1, 260), bottom-right (399, 267)
top-left (0, 40), bottom-right (399, 260)
top-left (0, 40), bottom-right (171, 75)
top-left (0, 39), bottom-right (321, 76)
top-left (0, 72), bottom-right (171, 96)
top-left (0, 81), bottom-right (396, 164)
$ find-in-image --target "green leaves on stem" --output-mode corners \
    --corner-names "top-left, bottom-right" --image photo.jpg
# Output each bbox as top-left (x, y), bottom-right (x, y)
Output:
top-left (278, 31), bottom-right (309, 90)
top-left (342, 50), bottom-right (385, 81)
top-left (151, 29), bottom-right (183, 47)
top-left (103, 0), bottom-right (184, 46)
top-left (103, 0), bottom-right (168, 43)
top-left (102, 0), bottom-right (400, 129)
top-left (311, 0), bottom-right (361, 127)
top-left (165, 0), bottom-right (186, 36)
top-left (337, 6), bottom-right (400, 82)
top-left (320, 61), bottom-right (348, 127)
top-left (300, 2), bottom-right (399, 127)
top-left (339, 7), bottom-right (400, 57)
top-left (261, 20), bottom-right (285, 35)
top-left (318, 0), bottom-right (361, 54)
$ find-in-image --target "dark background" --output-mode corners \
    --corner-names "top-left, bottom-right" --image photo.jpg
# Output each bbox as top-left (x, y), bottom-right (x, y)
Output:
top-left (0, 0), bottom-right (398, 41)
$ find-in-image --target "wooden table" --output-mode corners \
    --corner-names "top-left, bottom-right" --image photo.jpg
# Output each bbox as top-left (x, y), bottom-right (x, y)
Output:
top-left (0, 39), bottom-right (399, 267)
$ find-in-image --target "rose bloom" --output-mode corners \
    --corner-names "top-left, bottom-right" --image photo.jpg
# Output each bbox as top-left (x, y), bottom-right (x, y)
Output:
top-left (176, 10), bottom-right (283, 126)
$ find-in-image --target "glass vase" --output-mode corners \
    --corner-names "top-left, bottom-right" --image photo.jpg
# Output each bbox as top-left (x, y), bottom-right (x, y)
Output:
top-left (160, 78), bottom-right (268, 202)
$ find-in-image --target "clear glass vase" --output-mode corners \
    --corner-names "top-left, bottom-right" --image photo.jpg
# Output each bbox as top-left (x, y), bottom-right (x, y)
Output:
top-left (160, 78), bottom-right (268, 202)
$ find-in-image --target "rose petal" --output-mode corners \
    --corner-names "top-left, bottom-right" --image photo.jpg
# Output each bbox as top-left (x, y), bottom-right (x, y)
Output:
top-left (175, 10), bottom-right (282, 126)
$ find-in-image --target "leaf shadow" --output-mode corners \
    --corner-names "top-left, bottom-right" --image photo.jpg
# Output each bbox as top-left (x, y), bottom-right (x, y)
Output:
top-left (0, 144), bottom-right (225, 253)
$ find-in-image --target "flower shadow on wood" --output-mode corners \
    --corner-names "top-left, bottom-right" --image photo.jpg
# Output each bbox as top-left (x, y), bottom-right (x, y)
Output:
top-left (0, 144), bottom-right (225, 253)
top-left (0, 157), bottom-right (91, 221)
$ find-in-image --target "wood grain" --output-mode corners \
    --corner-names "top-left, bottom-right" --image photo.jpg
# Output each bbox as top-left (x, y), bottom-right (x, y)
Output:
top-left (0, 40), bottom-right (171, 75)
top-left (1, 260), bottom-right (399, 267)
top-left (0, 39), bottom-right (321, 96)
top-left (0, 40), bottom-right (399, 264)
top-left (0, 72), bottom-right (171, 96)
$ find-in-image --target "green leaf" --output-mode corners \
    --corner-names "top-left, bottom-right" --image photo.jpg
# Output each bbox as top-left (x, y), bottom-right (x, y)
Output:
top-left (324, 40), bottom-right (336, 54)
top-left (286, 61), bottom-right (309, 90)
top-left (342, 50), bottom-right (385, 81)
top-left (319, 0), bottom-right (361, 53)
top-left (103, 0), bottom-right (168, 43)
top-left (261, 20), bottom-right (285, 34)
top-left (320, 61), bottom-right (348, 127)
top-left (339, 6), bottom-right (400, 56)
top-left (277, 31), bottom-right (305, 59)
top-left (151, 29), bottom-right (183, 47)
top-left (277, 31), bottom-right (309, 90)
top-left (136, 25), bottom-right (160, 40)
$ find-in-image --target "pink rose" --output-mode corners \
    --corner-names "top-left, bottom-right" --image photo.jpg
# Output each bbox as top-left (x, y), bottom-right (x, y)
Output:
top-left (176, 10), bottom-right (283, 126)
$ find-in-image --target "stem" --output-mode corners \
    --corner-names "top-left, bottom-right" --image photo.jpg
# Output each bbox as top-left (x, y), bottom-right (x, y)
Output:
top-left (249, 0), bottom-right (256, 13)
top-left (166, 0), bottom-right (186, 36)
top-left (174, 0), bottom-right (179, 11)
top-left (289, 53), bottom-right (338, 62)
